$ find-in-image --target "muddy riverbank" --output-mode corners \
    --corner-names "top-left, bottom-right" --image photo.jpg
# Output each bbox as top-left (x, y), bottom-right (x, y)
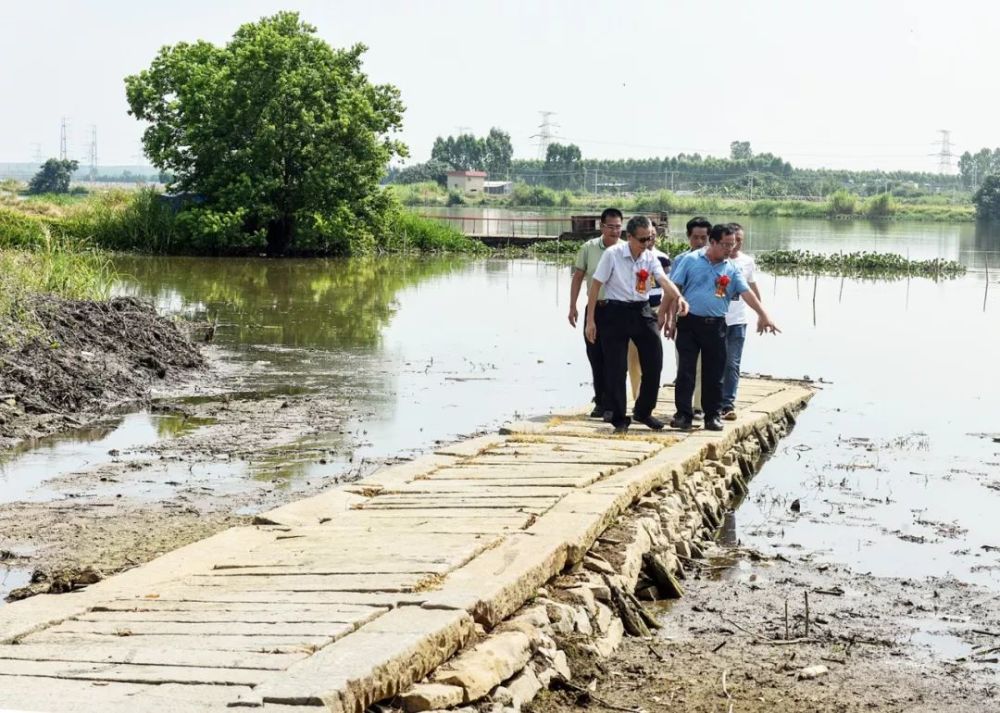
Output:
top-left (534, 551), bottom-right (999, 712)
top-left (0, 296), bottom-right (203, 447)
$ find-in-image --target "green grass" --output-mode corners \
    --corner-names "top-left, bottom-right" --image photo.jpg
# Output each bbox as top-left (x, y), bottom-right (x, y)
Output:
top-left (386, 211), bottom-right (488, 253)
top-left (387, 182), bottom-right (976, 222)
top-left (0, 231), bottom-right (116, 342)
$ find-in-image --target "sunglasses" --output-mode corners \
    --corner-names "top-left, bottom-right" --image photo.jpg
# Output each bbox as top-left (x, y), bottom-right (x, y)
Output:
top-left (633, 236), bottom-right (653, 244)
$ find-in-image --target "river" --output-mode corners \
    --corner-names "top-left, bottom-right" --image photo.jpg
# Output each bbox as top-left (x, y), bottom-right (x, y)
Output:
top-left (2, 215), bottom-right (999, 622)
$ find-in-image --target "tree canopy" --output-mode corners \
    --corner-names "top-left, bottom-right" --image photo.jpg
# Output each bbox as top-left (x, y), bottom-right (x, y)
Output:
top-left (429, 128), bottom-right (513, 177)
top-left (28, 159), bottom-right (79, 194)
top-left (973, 174), bottom-right (1000, 219)
top-left (124, 12), bottom-right (405, 255)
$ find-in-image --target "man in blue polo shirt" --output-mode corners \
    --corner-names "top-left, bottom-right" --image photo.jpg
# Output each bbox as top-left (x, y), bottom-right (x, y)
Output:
top-left (667, 223), bottom-right (779, 431)
top-left (585, 216), bottom-right (689, 433)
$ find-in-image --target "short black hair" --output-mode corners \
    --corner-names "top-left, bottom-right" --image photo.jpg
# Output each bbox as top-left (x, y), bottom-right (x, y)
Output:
top-left (600, 208), bottom-right (624, 224)
top-left (728, 222), bottom-right (743, 232)
top-left (709, 223), bottom-right (735, 243)
top-left (626, 215), bottom-right (652, 236)
top-left (686, 217), bottom-right (711, 236)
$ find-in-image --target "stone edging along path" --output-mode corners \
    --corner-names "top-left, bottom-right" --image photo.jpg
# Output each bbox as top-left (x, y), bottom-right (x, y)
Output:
top-left (0, 378), bottom-right (812, 713)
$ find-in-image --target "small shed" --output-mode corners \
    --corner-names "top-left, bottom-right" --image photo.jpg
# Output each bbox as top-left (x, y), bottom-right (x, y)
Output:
top-left (447, 170), bottom-right (487, 193)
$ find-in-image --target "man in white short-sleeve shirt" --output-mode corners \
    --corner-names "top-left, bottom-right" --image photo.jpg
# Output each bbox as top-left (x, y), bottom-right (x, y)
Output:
top-left (721, 224), bottom-right (762, 419)
top-left (585, 216), bottom-right (688, 433)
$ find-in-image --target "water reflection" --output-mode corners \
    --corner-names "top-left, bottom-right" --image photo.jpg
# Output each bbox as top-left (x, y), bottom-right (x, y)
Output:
top-left (113, 256), bottom-right (471, 350)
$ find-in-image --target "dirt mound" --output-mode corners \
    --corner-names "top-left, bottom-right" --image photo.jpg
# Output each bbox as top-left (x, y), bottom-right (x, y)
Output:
top-left (0, 296), bottom-right (204, 445)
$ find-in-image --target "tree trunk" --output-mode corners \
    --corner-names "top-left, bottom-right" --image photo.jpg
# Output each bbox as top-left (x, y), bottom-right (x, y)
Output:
top-left (266, 214), bottom-right (295, 256)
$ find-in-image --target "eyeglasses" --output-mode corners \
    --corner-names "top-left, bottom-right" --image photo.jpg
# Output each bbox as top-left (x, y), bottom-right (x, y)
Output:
top-left (720, 242), bottom-right (736, 249)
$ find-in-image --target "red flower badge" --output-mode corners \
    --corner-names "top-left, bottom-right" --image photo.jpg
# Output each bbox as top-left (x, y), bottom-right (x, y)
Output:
top-left (636, 268), bottom-right (650, 294)
top-left (714, 274), bottom-right (731, 298)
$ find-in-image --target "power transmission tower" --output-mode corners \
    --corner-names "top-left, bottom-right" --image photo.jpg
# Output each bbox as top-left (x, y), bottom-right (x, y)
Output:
top-left (30, 143), bottom-right (43, 163)
top-left (88, 126), bottom-right (98, 181)
top-left (59, 117), bottom-right (68, 161)
top-left (935, 129), bottom-right (954, 174)
top-left (455, 125), bottom-right (472, 136)
top-left (530, 111), bottom-right (558, 160)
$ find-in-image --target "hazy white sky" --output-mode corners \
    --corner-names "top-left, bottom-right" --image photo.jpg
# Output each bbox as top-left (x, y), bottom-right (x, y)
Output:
top-left (1, 0), bottom-right (993, 171)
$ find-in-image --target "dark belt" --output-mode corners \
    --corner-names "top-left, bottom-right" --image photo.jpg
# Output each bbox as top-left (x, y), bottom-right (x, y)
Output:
top-left (602, 300), bottom-right (649, 309)
top-left (681, 314), bottom-right (725, 323)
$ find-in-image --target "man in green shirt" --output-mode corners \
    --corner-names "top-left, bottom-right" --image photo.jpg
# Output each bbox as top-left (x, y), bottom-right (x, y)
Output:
top-left (568, 208), bottom-right (623, 417)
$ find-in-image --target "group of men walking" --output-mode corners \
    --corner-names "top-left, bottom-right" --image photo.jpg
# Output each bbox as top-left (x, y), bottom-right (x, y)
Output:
top-left (568, 209), bottom-right (779, 434)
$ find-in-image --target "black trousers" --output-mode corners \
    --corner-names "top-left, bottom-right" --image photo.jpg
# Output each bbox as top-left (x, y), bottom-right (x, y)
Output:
top-left (599, 301), bottom-right (663, 427)
top-left (584, 304), bottom-right (609, 409)
top-left (675, 314), bottom-right (727, 421)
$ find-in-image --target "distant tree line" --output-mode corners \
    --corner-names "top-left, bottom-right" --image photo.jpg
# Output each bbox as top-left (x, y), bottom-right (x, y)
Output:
top-left (392, 137), bottom-right (962, 199)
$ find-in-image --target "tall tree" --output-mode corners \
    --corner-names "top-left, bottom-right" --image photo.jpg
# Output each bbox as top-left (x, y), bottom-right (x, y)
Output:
top-left (483, 128), bottom-right (513, 178)
top-left (545, 143), bottom-right (582, 189)
top-left (27, 159), bottom-right (78, 194)
top-left (973, 174), bottom-right (1000, 219)
top-left (125, 12), bottom-right (405, 255)
top-left (730, 141), bottom-right (753, 160)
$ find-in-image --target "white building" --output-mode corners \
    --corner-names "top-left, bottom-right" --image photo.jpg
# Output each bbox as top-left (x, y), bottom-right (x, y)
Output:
top-left (447, 170), bottom-right (487, 194)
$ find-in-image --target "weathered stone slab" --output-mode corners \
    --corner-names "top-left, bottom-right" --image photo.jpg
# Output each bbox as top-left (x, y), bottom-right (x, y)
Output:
top-left (254, 490), bottom-right (367, 527)
top-left (0, 676), bottom-right (250, 712)
top-left (78, 608), bottom-right (376, 624)
top-left (112, 589), bottom-right (422, 608)
top-left (347, 454), bottom-right (461, 494)
top-left (40, 618), bottom-right (357, 639)
top-left (0, 656), bottom-right (268, 686)
top-left (0, 526), bottom-right (276, 644)
top-left (472, 454), bottom-right (638, 466)
top-left (432, 630), bottom-right (532, 702)
top-left (421, 533), bottom-right (568, 627)
top-left (434, 435), bottom-right (505, 458)
top-left (20, 632), bottom-right (337, 652)
top-left (253, 607), bottom-right (474, 712)
top-left (400, 682), bottom-right (466, 712)
top-left (0, 642), bottom-right (306, 670)
top-left (388, 483), bottom-right (572, 497)
top-left (186, 572), bottom-right (430, 593)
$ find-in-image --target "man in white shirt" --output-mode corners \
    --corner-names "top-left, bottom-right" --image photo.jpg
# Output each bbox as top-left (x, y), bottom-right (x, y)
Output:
top-left (585, 216), bottom-right (688, 433)
top-left (627, 229), bottom-right (671, 400)
top-left (720, 223), bottom-right (762, 420)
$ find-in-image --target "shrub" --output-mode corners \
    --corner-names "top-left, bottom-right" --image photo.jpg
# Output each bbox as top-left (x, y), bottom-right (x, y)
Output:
top-left (827, 190), bottom-right (858, 216)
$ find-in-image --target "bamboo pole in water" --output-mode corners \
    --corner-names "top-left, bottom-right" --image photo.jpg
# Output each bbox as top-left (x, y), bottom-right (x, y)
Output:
top-left (984, 253), bottom-right (990, 313)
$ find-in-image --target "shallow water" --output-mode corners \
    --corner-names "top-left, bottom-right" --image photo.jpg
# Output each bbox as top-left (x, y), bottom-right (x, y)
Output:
top-left (3, 216), bottom-right (999, 600)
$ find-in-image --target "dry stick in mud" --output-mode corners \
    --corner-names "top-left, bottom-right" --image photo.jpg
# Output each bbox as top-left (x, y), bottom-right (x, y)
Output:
top-left (642, 552), bottom-right (684, 598)
top-left (603, 573), bottom-right (651, 637)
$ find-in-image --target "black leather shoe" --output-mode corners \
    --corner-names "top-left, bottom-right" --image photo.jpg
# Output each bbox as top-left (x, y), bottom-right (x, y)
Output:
top-left (634, 415), bottom-right (665, 430)
top-left (704, 417), bottom-right (724, 431)
top-left (589, 406), bottom-right (604, 418)
top-left (612, 417), bottom-right (631, 434)
top-left (669, 415), bottom-right (693, 430)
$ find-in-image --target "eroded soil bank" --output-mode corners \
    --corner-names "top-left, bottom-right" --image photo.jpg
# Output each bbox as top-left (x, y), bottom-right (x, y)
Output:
top-left (0, 296), bottom-right (203, 447)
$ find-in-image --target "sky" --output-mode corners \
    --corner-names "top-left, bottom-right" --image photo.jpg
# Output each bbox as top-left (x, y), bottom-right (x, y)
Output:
top-left (0, 0), bottom-right (994, 172)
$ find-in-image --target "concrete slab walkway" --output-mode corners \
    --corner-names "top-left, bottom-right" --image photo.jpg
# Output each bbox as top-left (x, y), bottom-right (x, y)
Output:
top-left (0, 379), bottom-right (812, 712)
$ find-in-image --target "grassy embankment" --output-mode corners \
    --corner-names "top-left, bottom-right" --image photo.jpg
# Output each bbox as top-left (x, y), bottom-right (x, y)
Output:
top-left (0, 183), bottom-right (484, 257)
top-left (390, 182), bottom-right (975, 222)
top-left (0, 206), bottom-right (114, 342)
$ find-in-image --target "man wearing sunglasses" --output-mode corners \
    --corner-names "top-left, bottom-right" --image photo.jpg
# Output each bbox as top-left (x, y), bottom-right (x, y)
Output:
top-left (585, 216), bottom-right (688, 433)
top-left (569, 208), bottom-right (624, 418)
